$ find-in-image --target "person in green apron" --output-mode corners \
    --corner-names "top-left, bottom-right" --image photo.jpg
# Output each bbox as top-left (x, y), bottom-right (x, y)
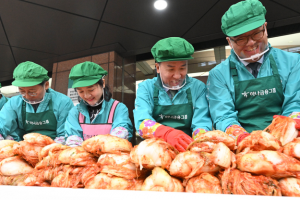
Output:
top-left (0, 83), bottom-right (9, 111)
top-left (134, 37), bottom-right (212, 152)
top-left (0, 61), bottom-right (74, 142)
top-left (206, 0), bottom-right (300, 144)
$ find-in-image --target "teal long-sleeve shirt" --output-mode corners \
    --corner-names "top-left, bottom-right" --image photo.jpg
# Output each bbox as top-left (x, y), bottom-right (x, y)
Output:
top-left (64, 98), bottom-right (133, 141)
top-left (133, 75), bottom-right (212, 133)
top-left (207, 44), bottom-right (300, 132)
top-left (0, 88), bottom-right (74, 141)
top-left (0, 95), bottom-right (9, 111)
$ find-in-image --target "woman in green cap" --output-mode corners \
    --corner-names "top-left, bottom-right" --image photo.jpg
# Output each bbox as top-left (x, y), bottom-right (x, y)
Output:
top-left (0, 83), bottom-right (9, 111)
top-left (64, 61), bottom-right (133, 146)
top-left (207, 0), bottom-right (300, 144)
top-left (0, 61), bottom-right (74, 141)
top-left (134, 37), bottom-right (212, 152)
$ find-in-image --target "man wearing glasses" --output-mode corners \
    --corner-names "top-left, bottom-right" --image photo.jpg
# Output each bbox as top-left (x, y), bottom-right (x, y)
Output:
top-left (207, 0), bottom-right (300, 144)
top-left (0, 61), bottom-right (74, 142)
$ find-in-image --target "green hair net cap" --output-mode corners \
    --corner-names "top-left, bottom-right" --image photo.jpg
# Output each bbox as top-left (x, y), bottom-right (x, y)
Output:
top-left (69, 61), bottom-right (108, 88)
top-left (12, 61), bottom-right (50, 87)
top-left (151, 37), bottom-right (194, 62)
top-left (221, 0), bottom-right (266, 37)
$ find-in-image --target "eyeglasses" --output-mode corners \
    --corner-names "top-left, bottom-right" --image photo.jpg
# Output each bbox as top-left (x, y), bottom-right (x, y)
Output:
top-left (230, 25), bottom-right (266, 46)
top-left (20, 92), bottom-right (38, 97)
top-left (19, 84), bottom-right (46, 97)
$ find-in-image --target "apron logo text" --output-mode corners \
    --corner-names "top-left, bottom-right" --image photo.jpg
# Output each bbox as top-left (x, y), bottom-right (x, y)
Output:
top-left (159, 114), bottom-right (187, 120)
top-left (242, 88), bottom-right (276, 98)
top-left (25, 119), bottom-right (49, 125)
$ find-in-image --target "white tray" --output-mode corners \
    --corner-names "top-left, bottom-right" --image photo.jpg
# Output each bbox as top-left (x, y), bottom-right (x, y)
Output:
top-left (0, 186), bottom-right (295, 200)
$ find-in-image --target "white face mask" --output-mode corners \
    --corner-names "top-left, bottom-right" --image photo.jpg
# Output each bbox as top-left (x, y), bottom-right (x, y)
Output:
top-left (158, 63), bottom-right (188, 90)
top-left (231, 43), bottom-right (269, 61)
top-left (22, 96), bottom-right (45, 105)
top-left (159, 73), bottom-right (186, 90)
top-left (83, 88), bottom-right (104, 107)
top-left (21, 85), bottom-right (46, 105)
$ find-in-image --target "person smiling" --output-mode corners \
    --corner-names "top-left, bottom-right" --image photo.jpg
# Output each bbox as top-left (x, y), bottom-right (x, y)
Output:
top-left (207, 0), bottom-right (300, 144)
top-left (134, 37), bottom-right (212, 152)
top-left (64, 61), bottom-right (133, 146)
top-left (0, 61), bottom-right (74, 141)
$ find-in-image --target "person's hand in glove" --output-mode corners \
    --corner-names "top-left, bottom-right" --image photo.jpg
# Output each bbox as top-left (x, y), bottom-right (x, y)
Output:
top-left (154, 125), bottom-right (193, 152)
top-left (274, 114), bottom-right (300, 137)
top-left (225, 124), bottom-right (249, 145)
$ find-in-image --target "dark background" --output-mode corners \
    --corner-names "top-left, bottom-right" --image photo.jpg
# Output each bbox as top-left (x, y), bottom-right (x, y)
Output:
top-left (1, 0), bottom-right (300, 85)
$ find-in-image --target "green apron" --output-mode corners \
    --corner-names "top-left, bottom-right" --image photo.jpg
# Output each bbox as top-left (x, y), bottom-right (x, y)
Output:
top-left (230, 54), bottom-right (284, 133)
top-left (152, 87), bottom-right (194, 137)
top-left (22, 98), bottom-right (57, 139)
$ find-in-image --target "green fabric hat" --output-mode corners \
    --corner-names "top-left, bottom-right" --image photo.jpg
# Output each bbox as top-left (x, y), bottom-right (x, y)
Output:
top-left (12, 61), bottom-right (50, 87)
top-left (69, 61), bottom-right (108, 88)
top-left (151, 37), bottom-right (194, 62)
top-left (221, 0), bottom-right (266, 37)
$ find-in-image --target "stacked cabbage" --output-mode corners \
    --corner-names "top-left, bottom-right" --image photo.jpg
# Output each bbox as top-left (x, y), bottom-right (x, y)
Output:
top-left (0, 116), bottom-right (299, 197)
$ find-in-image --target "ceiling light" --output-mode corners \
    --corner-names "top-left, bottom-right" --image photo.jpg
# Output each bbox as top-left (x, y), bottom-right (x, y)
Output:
top-left (154, 0), bottom-right (167, 10)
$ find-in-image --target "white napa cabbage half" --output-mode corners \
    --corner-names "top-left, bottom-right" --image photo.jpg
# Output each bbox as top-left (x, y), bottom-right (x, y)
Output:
top-left (0, 157), bottom-right (33, 176)
top-left (283, 138), bottom-right (300, 159)
top-left (98, 153), bottom-right (136, 170)
top-left (130, 139), bottom-right (177, 171)
top-left (279, 178), bottom-right (300, 196)
top-left (212, 142), bottom-right (232, 168)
